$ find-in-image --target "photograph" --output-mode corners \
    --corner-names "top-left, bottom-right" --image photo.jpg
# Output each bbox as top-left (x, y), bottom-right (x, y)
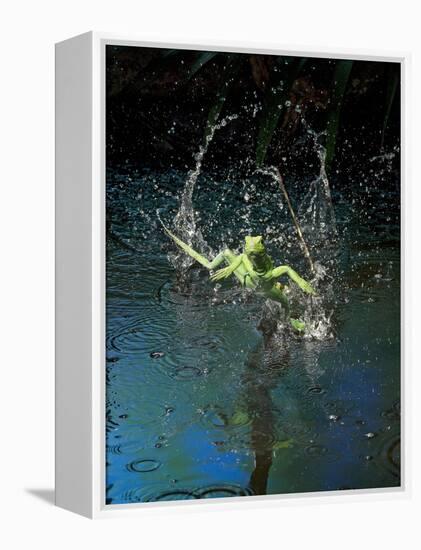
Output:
top-left (105, 44), bottom-right (401, 505)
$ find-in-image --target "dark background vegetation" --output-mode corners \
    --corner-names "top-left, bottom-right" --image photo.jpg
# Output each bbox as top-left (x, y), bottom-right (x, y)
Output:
top-left (106, 46), bottom-right (400, 185)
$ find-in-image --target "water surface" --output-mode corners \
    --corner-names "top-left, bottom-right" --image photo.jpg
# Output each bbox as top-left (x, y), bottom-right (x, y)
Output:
top-left (105, 167), bottom-right (400, 504)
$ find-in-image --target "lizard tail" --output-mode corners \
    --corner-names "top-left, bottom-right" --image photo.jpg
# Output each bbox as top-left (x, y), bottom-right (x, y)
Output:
top-left (160, 220), bottom-right (212, 269)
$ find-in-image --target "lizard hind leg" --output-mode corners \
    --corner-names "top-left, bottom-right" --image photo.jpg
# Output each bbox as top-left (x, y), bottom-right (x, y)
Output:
top-left (267, 284), bottom-right (290, 313)
top-left (268, 285), bottom-right (306, 332)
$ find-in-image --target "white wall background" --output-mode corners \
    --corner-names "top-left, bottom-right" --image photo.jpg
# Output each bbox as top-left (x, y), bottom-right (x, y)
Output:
top-left (1, 0), bottom-right (419, 547)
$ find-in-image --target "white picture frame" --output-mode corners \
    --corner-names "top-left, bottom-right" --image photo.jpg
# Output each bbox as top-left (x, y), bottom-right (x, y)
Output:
top-left (55, 31), bottom-right (408, 518)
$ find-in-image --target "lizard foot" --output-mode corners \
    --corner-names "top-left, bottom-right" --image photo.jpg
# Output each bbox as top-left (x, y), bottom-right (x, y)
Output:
top-left (290, 318), bottom-right (306, 332)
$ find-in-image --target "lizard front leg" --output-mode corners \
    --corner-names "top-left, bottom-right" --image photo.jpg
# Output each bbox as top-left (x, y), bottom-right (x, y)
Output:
top-left (207, 251), bottom-right (227, 270)
top-left (271, 265), bottom-right (316, 295)
top-left (210, 253), bottom-right (244, 282)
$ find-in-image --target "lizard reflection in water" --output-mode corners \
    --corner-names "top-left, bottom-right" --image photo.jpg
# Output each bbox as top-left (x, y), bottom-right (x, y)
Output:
top-left (243, 334), bottom-right (290, 495)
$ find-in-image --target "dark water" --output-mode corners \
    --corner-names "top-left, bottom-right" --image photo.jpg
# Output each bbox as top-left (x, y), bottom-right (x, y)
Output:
top-left (105, 166), bottom-right (400, 505)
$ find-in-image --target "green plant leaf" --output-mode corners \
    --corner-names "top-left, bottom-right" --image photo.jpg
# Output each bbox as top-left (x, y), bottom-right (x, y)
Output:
top-left (109, 48), bottom-right (183, 98)
top-left (380, 64), bottom-right (399, 149)
top-left (187, 51), bottom-right (220, 80)
top-left (325, 60), bottom-right (353, 173)
top-left (256, 57), bottom-right (307, 167)
top-left (203, 54), bottom-right (242, 139)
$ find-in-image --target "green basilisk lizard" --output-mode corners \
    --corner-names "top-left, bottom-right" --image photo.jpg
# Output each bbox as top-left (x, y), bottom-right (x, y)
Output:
top-left (163, 225), bottom-right (316, 331)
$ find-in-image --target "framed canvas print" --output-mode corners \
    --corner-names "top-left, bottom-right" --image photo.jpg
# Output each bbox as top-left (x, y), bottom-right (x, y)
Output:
top-left (55, 32), bottom-right (406, 518)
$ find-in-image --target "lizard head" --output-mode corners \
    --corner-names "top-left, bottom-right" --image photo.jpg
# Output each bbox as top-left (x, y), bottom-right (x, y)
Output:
top-left (244, 236), bottom-right (266, 257)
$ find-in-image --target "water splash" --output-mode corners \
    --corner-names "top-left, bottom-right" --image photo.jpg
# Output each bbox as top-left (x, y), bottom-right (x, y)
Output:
top-left (369, 145), bottom-right (399, 181)
top-left (299, 122), bottom-right (337, 239)
top-left (256, 166), bottom-right (316, 275)
top-left (302, 303), bottom-right (334, 341)
top-left (255, 254), bottom-right (334, 342)
top-left (369, 147), bottom-right (398, 168)
top-left (300, 262), bottom-right (335, 341)
top-left (254, 166), bottom-right (334, 341)
top-left (162, 114), bottom-right (335, 343)
top-left (170, 114), bottom-right (238, 271)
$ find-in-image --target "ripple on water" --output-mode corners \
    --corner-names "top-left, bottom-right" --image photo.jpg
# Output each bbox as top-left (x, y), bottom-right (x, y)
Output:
top-left (381, 400), bottom-right (400, 421)
top-left (194, 484), bottom-right (255, 499)
top-left (285, 370), bottom-right (329, 406)
top-left (279, 418), bottom-right (313, 442)
top-left (120, 485), bottom-right (197, 503)
top-left (116, 480), bottom-right (256, 504)
top-left (150, 351), bottom-right (165, 359)
top-left (143, 489), bottom-right (197, 502)
top-left (150, 340), bottom-right (226, 382)
top-left (306, 385), bottom-right (326, 396)
top-left (126, 459), bottom-right (162, 473)
top-left (322, 399), bottom-right (355, 418)
top-left (305, 444), bottom-right (341, 463)
top-left (151, 490), bottom-right (198, 501)
top-left (377, 432), bottom-right (401, 479)
top-left (106, 444), bottom-right (123, 455)
top-left (305, 444), bottom-right (328, 457)
top-left (118, 399), bottom-right (178, 430)
top-left (200, 405), bottom-right (253, 431)
top-left (228, 429), bottom-right (278, 452)
top-left (169, 366), bottom-right (204, 381)
top-left (190, 334), bottom-right (225, 350)
top-left (106, 316), bottom-right (171, 355)
top-left (156, 280), bottom-right (215, 309)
